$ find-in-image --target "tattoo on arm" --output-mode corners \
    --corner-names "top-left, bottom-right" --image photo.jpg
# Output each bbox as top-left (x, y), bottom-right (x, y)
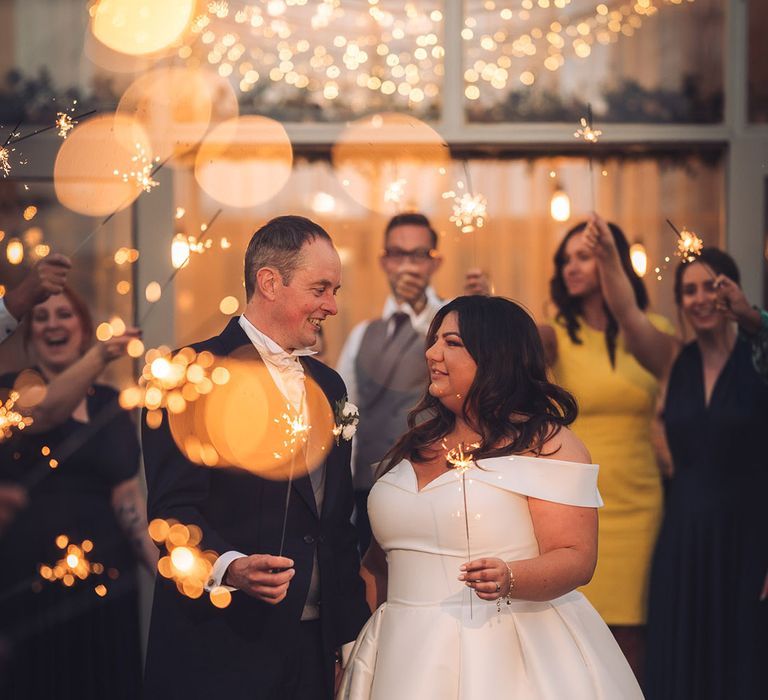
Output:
top-left (115, 497), bottom-right (151, 565)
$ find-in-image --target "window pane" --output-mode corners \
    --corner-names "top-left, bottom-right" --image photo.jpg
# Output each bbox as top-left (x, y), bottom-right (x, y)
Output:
top-left (172, 149), bottom-right (725, 360)
top-left (464, 0), bottom-right (724, 123)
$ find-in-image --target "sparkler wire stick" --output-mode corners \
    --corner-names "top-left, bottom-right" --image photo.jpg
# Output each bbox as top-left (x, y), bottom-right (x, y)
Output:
top-left (460, 470), bottom-right (473, 619)
top-left (2, 119), bottom-right (23, 148)
top-left (462, 159), bottom-right (479, 267)
top-left (138, 208), bottom-right (223, 327)
top-left (277, 410), bottom-right (310, 559)
top-left (277, 452), bottom-right (295, 559)
top-left (8, 110), bottom-right (97, 145)
top-left (665, 218), bottom-right (683, 239)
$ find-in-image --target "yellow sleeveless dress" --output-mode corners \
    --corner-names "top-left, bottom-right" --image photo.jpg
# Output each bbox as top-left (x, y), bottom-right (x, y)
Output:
top-left (550, 314), bottom-right (674, 626)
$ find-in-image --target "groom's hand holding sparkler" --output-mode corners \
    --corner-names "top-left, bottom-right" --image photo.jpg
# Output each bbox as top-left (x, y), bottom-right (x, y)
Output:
top-left (224, 554), bottom-right (295, 604)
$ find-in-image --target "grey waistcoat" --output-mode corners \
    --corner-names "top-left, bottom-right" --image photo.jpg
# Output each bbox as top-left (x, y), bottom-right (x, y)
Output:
top-left (352, 317), bottom-right (427, 490)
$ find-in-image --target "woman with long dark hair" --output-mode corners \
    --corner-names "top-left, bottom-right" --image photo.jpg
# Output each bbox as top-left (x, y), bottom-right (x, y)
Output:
top-left (339, 295), bottom-right (642, 699)
top-left (583, 215), bottom-right (768, 699)
top-left (539, 220), bottom-right (675, 677)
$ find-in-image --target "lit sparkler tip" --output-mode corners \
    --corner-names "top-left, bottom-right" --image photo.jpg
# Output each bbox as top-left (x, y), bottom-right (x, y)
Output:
top-left (675, 227), bottom-right (704, 263)
top-left (384, 178), bottom-right (408, 204)
top-left (444, 440), bottom-right (481, 474)
top-left (55, 112), bottom-right (76, 139)
top-left (0, 146), bottom-right (11, 176)
top-left (448, 192), bottom-right (488, 234)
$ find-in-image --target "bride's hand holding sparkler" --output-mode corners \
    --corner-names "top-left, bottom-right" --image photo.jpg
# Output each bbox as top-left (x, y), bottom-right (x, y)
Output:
top-left (458, 557), bottom-right (513, 601)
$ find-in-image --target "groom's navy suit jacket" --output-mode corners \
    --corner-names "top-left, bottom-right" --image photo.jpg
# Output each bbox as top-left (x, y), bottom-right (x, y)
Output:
top-left (142, 318), bottom-right (369, 699)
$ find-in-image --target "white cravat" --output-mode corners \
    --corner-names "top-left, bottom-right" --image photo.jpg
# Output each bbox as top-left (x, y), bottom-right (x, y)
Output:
top-left (237, 315), bottom-right (315, 409)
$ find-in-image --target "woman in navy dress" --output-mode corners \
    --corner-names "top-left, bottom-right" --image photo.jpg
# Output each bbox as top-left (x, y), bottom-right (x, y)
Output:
top-left (584, 215), bottom-right (767, 698)
top-left (0, 287), bottom-right (156, 699)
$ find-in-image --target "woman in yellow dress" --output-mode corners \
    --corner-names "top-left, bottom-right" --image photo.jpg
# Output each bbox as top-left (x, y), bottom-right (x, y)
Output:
top-left (539, 219), bottom-right (674, 681)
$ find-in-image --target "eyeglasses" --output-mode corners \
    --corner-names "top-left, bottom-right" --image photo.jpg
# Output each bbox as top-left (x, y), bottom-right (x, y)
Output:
top-left (382, 247), bottom-right (436, 263)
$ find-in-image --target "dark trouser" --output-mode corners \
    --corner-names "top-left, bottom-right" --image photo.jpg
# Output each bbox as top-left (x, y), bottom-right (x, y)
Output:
top-left (283, 620), bottom-right (334, 700)
top-left (353, 489), bottom-right (372, 556)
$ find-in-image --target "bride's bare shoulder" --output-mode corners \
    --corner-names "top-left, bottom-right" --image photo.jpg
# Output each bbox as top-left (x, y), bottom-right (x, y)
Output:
top-left (540, 427), bottom-right (592, 464)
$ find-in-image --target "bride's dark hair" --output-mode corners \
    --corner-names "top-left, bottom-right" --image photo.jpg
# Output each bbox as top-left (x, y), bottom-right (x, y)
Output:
top-left (378, 296), bottom-right (578, 476)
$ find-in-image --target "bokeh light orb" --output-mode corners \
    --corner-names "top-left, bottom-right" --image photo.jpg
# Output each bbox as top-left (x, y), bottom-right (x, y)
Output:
top-left (168, 353), bottom-right (334, 480)
top-left (54, 114), bottom-right (154, 216)
top-left (118, 67), bottom-right (238, 166)
top-left (92, 0), bottom-right (196, 56)
top-left (332, 112), bottom-right (451, 214)
top-left (194, 116), bottom-right (293, 208)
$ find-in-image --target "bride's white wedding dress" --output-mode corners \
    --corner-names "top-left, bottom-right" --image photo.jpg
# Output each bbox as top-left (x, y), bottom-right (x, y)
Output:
top-left (339, 455), bottom-right (644, 699)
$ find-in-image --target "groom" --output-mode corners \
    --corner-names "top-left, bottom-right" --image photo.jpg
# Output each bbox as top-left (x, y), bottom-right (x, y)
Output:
top-left (142, 216), bottom-right (370, 699)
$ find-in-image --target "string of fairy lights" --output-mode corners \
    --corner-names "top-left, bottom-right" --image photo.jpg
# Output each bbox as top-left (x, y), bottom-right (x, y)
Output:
top-left (465, 0), bottom-right (700, 96)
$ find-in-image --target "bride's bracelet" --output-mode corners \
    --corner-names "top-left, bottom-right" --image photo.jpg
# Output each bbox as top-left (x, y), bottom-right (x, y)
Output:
top-left (505, 561), bottom-right (516, 598)
top-left (497, 562), bottom-right (516, 612)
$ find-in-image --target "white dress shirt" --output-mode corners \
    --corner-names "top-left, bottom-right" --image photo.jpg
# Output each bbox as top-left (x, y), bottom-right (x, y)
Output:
top-left (207, 315), bottom-right (317, 591)
top-left (0, 298), bottom-right (19, 342)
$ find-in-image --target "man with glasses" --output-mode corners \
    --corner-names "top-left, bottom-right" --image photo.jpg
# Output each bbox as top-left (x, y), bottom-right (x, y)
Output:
top-left (337, 213), bottom-right (487, 554)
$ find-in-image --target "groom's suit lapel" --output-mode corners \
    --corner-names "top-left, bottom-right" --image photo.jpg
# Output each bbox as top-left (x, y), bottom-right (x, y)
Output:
top-left (216, 318), bottom-right (330, 520)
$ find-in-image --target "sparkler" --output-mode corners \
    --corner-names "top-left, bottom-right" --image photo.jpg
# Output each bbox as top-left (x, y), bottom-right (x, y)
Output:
top-left (56, 112), bottom-right (76, 138)
top-left (0, 146), bottom-right (11, 176)
top-left (118, 343), bottom-right (231, 433)
top-left (113, 143), bottom-right (161, 193)
top-left (7, 109), bottom-right (97, 146)
top-left (38, 535), bottom-right (108, 594)
top-left (0, 391), bottom-right (34, 441)
top-left (666, 219), bottom-right (704, 263)
top-left (149, 518), bottom-right (230, 607)
top-left (384, 178), bottom-right (407, 205)
top-left (444, 439), bottom-right (480, 617)
top-left (69, 149), bottom-right (179, 259)
top-left (574, 105), bottom-right (602, 211)
top-left (137, 208), bottom-right (223, 327)
top-left (276, 408), bottom-right (311, 558)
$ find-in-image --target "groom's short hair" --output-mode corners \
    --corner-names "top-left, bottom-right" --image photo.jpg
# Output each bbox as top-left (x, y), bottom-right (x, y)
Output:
top-left (244, 215), bottom-right (332, 300)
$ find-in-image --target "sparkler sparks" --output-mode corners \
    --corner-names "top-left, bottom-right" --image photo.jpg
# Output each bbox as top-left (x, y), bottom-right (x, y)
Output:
top-left (150, 518), bottom-right (230, 607)
top-left (118, 346), bottom-right (231, 435)
top-left (384, 178), bottom-right (407, 204)
top-left (444, 440), bottom-right (480, 475)
top-left (443, 440), bottom-right (481, 618)
top-left (0, 146), bottom-right (10, 176)
top-left (574, 117), bottom-right (603, 144)
top-left (113, 143), bottom-right (160, 193)
top-left (0, 391), bottom-right (33, 441)
top-left (38, 535), bottom-right (108, 593)
top-left (445, 191), bottom-right (488, 234)
top-left (675, 227), bottom-right (704, 263)
top-left (275, 407), bottom-right (312, 557)
top-left (56, 112), bottom-right (76, 138)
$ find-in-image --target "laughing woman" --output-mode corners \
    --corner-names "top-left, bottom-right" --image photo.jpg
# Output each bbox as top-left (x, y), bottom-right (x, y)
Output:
top-left (583, 215), bottom-right (768, 699)
top-left (0, 286), bottom-right (156, 700)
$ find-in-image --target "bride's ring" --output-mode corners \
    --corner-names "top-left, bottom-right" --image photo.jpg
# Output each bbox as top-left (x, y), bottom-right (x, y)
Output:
top-left (495, 582), bottom-right (501, 593)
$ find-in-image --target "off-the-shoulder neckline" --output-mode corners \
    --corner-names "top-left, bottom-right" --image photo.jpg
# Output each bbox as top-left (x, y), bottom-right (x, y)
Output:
top-left (395, 455), bottom-right (597, 493)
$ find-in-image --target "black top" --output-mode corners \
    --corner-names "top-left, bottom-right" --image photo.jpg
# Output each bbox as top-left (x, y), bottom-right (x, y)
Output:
top-left (646, 338), bottom-right (768, 699)
top-left (0, 374), bottom-right (142, 700)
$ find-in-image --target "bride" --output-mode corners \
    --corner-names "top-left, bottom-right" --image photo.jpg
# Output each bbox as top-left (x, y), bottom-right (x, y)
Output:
top-left (339, 295), bottom-right (643, 699)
